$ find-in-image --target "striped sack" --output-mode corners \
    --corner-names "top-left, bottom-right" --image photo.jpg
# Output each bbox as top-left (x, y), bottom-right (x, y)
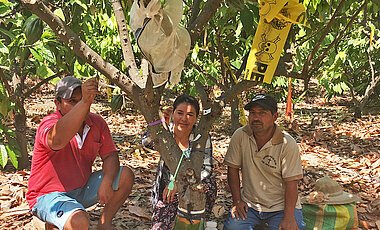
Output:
top-left (302, 203), bottom-right (358, 230)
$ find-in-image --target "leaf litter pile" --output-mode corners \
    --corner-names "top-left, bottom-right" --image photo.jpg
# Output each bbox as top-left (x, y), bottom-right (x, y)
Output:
top-left (0, 85), bottom-right (379, 229)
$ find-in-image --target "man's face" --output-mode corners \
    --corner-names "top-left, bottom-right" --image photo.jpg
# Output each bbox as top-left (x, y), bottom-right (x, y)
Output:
top-left (55, 87), bottom-right (82, 116)
top-left (248, 104), bottom-right (278, 135)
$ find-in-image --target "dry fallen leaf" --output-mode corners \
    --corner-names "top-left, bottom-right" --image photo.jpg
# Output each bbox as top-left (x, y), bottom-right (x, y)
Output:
top-left (307, 191), bottom-right (328, 204)
top-left (212, 205), bottom-right (225, 218)
top-left (359, 220), bottom-right (371, 229)
top-left (376, 220), bottom-right (380, 230)
top-left (128, 206), bottom-right (151, 220)
top-left (357, 207), bottom-right (367, 213)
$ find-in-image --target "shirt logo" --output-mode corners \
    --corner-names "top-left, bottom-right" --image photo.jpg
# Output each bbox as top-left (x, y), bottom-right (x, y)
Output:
top-left (262, 155), bottom-right (277, 169)
top-left (57, 210), bottom-right (64, 218)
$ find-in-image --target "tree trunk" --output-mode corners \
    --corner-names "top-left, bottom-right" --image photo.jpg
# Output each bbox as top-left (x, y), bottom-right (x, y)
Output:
top-left (230, 97), bottom-right (240, 135)
top-left (11, 63), bottom-right (30, 169)
top-left (14, 109), bottom-right (30, 169)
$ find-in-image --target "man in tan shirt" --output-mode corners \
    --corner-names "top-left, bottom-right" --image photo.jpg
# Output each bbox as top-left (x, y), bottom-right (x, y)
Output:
top-left (223, 94), bottom-right (305, 230)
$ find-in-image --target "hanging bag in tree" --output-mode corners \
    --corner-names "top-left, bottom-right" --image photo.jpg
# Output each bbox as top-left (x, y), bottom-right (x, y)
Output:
top-left (130, 0), bottom-right (191, 87)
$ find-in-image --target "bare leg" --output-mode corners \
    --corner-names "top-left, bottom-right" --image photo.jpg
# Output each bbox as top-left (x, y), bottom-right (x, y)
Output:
top-left (97, 166), bottom-right (134, 230)
top-left (63, 210), bottom-right (90, 230)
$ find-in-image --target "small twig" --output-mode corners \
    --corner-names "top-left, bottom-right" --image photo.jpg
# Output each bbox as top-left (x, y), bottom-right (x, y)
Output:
top-left (24, 71), bottom-right (63, 98)
top-left (186, 57), bottom-right (226, 91)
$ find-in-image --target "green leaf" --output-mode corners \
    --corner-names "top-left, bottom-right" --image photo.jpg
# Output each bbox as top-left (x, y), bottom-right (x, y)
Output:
top-left (0, 97), bottom-right (7, 118)
top-left (191, 43), bottom-right (199, 60)
top-left (6, 145), bottom-right (18, 169)
top-left (36, 65), bottom-right (55, 79)
top-left (235, 21), bottom-right (243, 37)
top-left (53, 8), bottom-right (65, 21)
top-left (69, 0), bottom-right (88, 10)
top-left (0, 27), bottom-right (16, 40)
top-left (335, 51), bottom-right (346, 62)
top-left (0, 144), bottom-right (7, 168)
top-left (110, 94), bottom-right (123, 112)
top-left (30, 47), bottom-right (43, 61)
top-left (240, 8), bottom-right (254, 35)
top-left (0, 41), bottom-right (8, 54)
top-left (0, 2), bottom-right (10, 17)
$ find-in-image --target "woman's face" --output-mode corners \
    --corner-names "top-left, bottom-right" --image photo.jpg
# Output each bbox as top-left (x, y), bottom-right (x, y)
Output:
top-left (172, 102), bottom-right (198, 134)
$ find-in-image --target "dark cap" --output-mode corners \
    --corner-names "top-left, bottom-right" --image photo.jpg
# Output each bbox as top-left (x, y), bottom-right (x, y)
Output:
top-left (244, 94), bottom-right (278, 113)
top-left (55, 76), bottom-right (82, 99)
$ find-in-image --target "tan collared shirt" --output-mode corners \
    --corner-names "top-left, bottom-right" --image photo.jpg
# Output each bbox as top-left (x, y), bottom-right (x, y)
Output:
top-left (224, 125), bottom-right (303, 212)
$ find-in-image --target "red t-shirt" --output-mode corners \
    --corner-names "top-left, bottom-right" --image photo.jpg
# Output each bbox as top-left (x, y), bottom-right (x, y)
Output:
top-left (26, 111), bottom-right (118, 209)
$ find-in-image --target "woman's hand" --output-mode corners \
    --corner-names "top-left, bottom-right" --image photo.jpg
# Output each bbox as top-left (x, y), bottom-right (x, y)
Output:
top-left (162, 181), bottom-right (177, 202)
top-left (162, 106), bottom-right (173, 124)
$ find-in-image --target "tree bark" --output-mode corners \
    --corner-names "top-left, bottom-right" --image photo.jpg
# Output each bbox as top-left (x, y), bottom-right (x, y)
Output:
top-left (230, 98), bottom-right (240, 134)
top-left (11, 63), bottom-right (30, 169)
top-left (188, 0), bottom-right (223, 43)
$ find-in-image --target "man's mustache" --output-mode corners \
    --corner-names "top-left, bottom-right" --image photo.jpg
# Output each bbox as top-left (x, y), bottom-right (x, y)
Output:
top-left (251, 121), bottom-right (263, 125)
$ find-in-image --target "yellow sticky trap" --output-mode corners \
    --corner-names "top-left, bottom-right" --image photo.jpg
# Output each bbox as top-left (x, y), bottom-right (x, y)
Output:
top-left (259, 0), bottom-right (288, 22)
top-left (106, 79), bottom-right (112, 102)
top-left (370, 25), bottom-right (374, 48)
top-left (245, 0), bottom-right (307, 84)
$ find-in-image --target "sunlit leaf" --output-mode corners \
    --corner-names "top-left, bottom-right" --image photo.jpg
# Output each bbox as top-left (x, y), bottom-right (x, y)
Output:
top-left (0, 144), bottom-right (7, 168)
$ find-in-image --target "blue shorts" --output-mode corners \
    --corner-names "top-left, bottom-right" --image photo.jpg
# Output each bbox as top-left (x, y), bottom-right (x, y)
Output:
top-left (223, 207), bottom-right (305, 230)
top-left (31, 167), bottom-right (123, 230)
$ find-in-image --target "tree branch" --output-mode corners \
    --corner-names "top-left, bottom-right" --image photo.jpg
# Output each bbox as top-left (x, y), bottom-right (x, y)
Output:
top-left (308, 0), bottom-right (369, 74)
top-left (189, 0), bottom-right (201, 26)
top-left (235, 52), bottom-right (249, 79)
top-left (186, 57), bottom-right (226, 90)
top-left (223, 80), bottom-right (258, 104)
top-left (111, 0), bottom-right (140, 84)
top-left (361, 51), bottom-right (379, 108)
top-left (17, 0), bottom-right (142, 105)
top-left (24, 71), bottom-right (64, 98)
top-left (216, 28), bottom-right (226, 81)
top-left (301, 0), bottom-right (346, 77)
top-left (187, 0), bottom-right (223, 43)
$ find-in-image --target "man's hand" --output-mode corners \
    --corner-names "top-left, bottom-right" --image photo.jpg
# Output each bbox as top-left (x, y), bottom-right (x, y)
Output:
top-left (230, 200), bottom-right (248, 220)
top-left (81, 77), bottom-right (99, 105)
top-left (162, 181), bottom-right (177, 203)
top-left (278, 216), bottom-right (299, 230)
top-left (97, 179), bottom-right (114, 206)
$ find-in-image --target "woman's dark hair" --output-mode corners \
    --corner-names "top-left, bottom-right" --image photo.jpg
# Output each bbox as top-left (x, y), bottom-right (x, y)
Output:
top-left (173, 94), bottom-right (200, 116)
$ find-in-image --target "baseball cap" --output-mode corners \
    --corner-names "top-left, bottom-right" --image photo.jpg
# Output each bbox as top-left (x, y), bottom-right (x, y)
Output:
top-left (55, 76), bottom-right (82, 99)
top-left (244, 94), bottom-right (278, 113)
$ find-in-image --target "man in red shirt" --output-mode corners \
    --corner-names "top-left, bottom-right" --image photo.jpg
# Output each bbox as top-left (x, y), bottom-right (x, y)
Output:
top-left (27, 76), bottom-right (134, 230)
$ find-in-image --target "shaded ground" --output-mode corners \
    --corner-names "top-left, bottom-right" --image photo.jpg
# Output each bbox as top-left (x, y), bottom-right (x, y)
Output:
top-left (0, 82), bottom-right (379, 229)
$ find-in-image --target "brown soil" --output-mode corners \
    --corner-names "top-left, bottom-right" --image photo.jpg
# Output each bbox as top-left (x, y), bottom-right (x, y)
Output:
top-left (0, 82), bottom-right (379, 229)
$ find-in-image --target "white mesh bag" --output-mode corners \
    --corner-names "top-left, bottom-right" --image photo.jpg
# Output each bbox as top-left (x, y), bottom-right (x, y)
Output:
top-left (130, 0), bottom-right (191, 87)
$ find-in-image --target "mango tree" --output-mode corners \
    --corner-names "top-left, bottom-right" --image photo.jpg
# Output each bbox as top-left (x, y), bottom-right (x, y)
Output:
top-left (14, 0), bottom-right (261, 224)
top-left (0, 1), bottom-right (78, 169)
top-left (292, 0), bottom-right (379, 115)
